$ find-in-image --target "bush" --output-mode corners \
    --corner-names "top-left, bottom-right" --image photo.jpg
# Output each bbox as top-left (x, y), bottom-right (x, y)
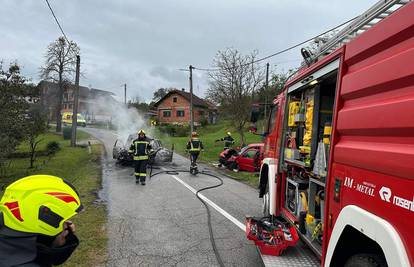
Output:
top-left (200, 117), bottom-right (209, 127)
top-left (175, 125), bottom-right (190, 137)
top-left (46, 141), bottom-right (61, 155)
top-left (158, 124), bottom-right (190, 137)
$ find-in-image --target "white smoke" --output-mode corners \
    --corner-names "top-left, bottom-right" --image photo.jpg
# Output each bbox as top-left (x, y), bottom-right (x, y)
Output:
top-left (89, 96), bottom-right (153, 145)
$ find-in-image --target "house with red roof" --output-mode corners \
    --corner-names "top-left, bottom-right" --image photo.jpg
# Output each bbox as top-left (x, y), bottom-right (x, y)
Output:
top-left (153, 89), bottom-right (217, 125)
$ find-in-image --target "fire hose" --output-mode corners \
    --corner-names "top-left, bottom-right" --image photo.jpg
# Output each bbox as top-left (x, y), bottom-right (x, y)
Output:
top-left (150, 169), bottom-right (226, 267)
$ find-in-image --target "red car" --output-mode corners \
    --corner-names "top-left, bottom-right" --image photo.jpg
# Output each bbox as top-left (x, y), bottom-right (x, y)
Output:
top-left (220, 143), bottom-right (264, 172)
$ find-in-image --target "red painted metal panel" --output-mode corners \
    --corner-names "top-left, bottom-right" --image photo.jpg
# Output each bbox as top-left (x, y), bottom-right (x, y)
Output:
top-left (336, 12), bottom-right (414, 181)
top-left (328, 1), bottom-right (414, 264)
top-left (341, 46), bottom-right (414, 100)
top-left (331, 163), bottom-right (414, 263)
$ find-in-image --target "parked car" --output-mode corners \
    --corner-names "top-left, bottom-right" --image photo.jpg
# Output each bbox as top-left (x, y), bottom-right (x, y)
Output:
top-left (219, 143), bottom-right (264, 172)
top-left (113, 133), bottom-right (173, 165)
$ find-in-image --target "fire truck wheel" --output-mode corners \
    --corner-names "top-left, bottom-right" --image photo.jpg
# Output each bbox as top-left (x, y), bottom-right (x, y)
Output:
top-left (345, 253), bottom-right (386, 267)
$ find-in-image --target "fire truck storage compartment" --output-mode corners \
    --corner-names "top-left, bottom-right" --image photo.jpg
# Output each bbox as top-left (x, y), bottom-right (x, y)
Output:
top-left (281, 66), bottom-right (338, 252)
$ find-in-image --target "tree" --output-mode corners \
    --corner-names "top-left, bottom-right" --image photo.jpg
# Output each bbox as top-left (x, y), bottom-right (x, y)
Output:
top-left (41, 37), bottom-right (80, 132)
top-left (25, 104), bottom-right (48, 168)
top-left (128, 96), bottom-right (150, 113)
top-left (207, 48), bottom-right (264, 145)
top-left (255, 69), bottom-right (294, 119)
top-left (152, 88), bottom-right (170, 102)
top-left (0, 61), bottom-right (34, 165)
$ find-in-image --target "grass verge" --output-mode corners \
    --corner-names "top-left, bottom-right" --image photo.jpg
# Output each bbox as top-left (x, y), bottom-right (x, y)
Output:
top-left (155, 120), bottom-right (264, 187)
top-left (218, 169), bottom-right (260, 188)
top-left (0, 132), bottom-right (107, 266)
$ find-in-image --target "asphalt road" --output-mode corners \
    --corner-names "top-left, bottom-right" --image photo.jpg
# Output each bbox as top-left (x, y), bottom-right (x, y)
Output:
top-left (83, 128), bottom-right (264, 267)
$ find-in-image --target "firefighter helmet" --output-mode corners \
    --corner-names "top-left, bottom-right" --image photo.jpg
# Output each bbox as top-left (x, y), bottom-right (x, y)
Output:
top-left (0, 175), bottom-right (82, 236)
top-left (191, 131), bottom-right (198, 137)
top-left (227, 132), bottom-right (231, 136)
top-left (138, 129), bottom-right (146, 136)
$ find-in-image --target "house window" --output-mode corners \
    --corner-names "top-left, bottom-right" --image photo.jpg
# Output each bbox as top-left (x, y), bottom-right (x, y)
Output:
top-left (173, 97), bottom-right (177, 103)
top-left (69, 104), bottom-right (73, 109)
top-left (198, 110), bottom-right (204, 116)
top-left (177, 110), bottom-right (185, 117)
top-left (64, 93), bottom-right (68, 101)
top-left (63, 104), bottom-right (67, 109)
top-left (163, 110), bottom-right (171, 117)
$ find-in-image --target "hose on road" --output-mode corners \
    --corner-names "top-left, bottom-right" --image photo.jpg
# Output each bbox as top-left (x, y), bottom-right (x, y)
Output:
top-left (150, 169), bottom-right (226, 267)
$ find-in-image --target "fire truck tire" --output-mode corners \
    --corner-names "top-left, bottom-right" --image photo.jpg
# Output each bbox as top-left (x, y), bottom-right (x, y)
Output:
top-left (345, 253), bottom-right (387, 267)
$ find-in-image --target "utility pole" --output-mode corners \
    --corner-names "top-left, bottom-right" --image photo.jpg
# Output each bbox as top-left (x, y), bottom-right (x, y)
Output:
top-left (124, 83), bottom-right (127, 105)
top-left (264, 62), bottom-right (270, 122)
top-left (71, 55), bottom-right (80, 147)
top-left (189, 65), bottom-right (194, 133)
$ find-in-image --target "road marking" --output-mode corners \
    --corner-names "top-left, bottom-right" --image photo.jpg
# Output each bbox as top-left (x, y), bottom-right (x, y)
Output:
top-left (164, 170), bottom-right (245, 231)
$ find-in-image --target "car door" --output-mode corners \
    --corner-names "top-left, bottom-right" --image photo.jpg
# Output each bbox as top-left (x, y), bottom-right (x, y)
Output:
top-left (238, 148), bottom-right (258, 172)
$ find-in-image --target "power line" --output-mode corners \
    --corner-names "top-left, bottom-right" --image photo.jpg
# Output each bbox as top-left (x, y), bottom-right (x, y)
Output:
top-left (191, 15), bottom-right (359, 72)
top-left (45, 0), bottom-right (70, 44)
top-left (44, 0), bottom-right (79, 55)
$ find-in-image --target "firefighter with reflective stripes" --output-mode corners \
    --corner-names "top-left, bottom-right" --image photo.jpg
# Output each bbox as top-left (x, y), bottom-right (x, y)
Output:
top-left (215, 131), bottom-right (234, 150)
top-left (129, 129), bottom-right (152, 185)
top-left (186, 132), bottom-right (204, 174)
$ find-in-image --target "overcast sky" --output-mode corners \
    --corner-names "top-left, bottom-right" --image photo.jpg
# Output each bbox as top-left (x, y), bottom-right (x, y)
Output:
top-left (1, 0), bottom-right (377, 102)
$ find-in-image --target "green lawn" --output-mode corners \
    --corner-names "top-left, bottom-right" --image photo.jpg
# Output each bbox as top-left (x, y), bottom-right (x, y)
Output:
top-left (158, 120), bottom-right (264, 162)
top-left (0, 131), bottom-right (107, 266)
top-left (156, 120), bottom-right (266, 187)
top-left (222, 169), bottom-right (260, 187)
top-left (13, 128), bottom-right (91, 156)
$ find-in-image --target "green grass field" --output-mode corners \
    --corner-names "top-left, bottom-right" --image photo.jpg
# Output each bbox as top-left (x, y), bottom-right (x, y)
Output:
top-left (156, 120), bottom-right (266, 187)
top-left (0, 130), bottom-right (107, 266)
top-left (158, 120), bottom-right (264, 162)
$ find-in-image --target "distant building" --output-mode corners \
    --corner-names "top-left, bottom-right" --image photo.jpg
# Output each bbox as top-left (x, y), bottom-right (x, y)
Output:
top-left (38, 80), bottom-right (117, 123)
top-left (153, 89), bottom-right (217, 125)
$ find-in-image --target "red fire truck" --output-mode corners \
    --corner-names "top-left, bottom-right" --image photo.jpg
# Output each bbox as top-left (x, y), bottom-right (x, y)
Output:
top-left (250, 0), bottom-right (414, 266)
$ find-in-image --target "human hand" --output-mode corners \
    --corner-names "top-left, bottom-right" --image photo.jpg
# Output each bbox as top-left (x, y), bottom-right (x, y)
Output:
top-left (52, 221), bottom-right (76, 247)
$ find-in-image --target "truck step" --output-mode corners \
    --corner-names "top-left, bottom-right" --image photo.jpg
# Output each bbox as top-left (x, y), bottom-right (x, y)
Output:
top-left (260, 240), bottom-right (320, 267)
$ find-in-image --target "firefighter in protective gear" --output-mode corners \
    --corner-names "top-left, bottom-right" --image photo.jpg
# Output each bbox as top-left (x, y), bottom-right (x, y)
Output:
top-left (186, 132), bottom-right (204, 167)
top-left (215, 131), bottom-right (234, 150)
top-left (0, 175), bottom-right (82, 267)
top-left (129, 129), bottom-right (152, 185)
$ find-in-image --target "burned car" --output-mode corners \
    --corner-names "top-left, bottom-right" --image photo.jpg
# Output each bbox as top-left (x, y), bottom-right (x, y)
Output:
top-left (113, 133), bottom-right (173, 165)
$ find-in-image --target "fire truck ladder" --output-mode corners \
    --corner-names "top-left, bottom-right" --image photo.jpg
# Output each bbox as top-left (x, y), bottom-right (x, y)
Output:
top-left (312, 0), bottom-right (411, 61)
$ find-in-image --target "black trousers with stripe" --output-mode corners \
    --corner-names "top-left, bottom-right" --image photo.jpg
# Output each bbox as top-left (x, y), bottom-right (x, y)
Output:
top-left (190, 152), bottom-right (199, 165)
top-left (134, 159), bottom-right (148, 182)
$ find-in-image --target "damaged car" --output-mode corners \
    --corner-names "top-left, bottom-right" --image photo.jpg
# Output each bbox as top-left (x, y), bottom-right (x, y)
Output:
top-left (113, 133), bottom-right (174, 165)
top-left (218, 143), bottom-right (264, 172)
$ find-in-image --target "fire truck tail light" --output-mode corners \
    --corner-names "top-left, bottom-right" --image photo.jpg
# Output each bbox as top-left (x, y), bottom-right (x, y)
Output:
top-left (334, 178), bottom-right (341, 202)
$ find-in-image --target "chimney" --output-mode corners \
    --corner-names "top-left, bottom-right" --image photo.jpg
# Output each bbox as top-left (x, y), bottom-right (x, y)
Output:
top-left (181, 88), bottom-right (185, 92)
